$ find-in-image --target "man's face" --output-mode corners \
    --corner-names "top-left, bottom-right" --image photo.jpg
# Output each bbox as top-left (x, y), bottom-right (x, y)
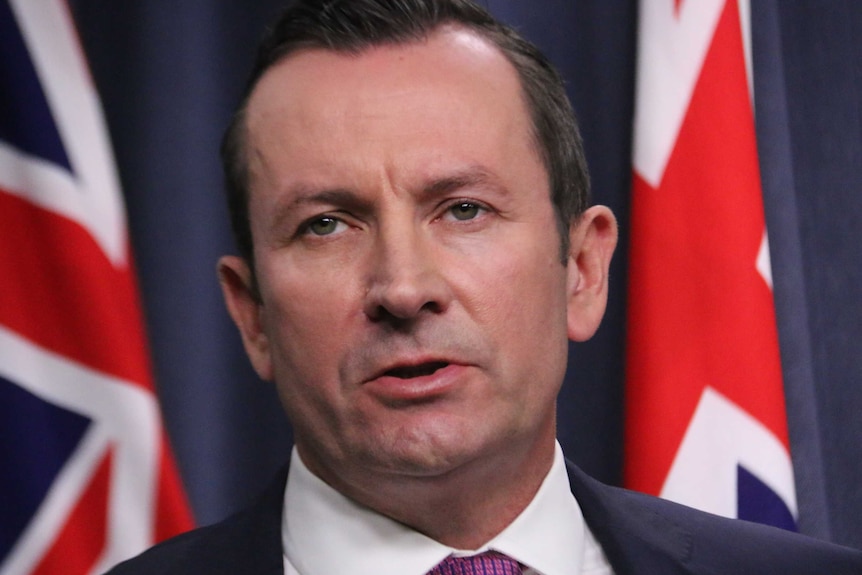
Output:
top-left (220, 27), bottom-right (614, 492)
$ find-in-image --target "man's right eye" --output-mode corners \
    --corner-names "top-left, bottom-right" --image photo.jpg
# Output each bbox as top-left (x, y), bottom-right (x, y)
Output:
top-left (305, 216), bottom-right (345, 236)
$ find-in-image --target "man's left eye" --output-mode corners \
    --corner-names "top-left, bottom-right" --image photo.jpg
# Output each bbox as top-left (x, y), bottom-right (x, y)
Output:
top-left (448, 202), bottom-right (482, 221)
top-left (305, 217), bottom-right (345, 236)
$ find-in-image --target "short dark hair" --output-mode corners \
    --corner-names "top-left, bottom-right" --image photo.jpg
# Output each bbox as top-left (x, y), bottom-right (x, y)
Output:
top-left (221, 0), bottom-right (590, 272)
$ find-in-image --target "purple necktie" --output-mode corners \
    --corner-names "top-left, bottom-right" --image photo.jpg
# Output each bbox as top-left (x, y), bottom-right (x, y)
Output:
top-left (426, 551), bottom-right (523, 575)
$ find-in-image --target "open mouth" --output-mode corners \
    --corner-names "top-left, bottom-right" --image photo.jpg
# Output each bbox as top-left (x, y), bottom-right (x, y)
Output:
top-left (384, 361), bottom-right (449, 379)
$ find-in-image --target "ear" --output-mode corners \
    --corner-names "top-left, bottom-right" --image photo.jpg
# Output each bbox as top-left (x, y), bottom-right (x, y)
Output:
top-left (217, 255), bottom-right (273, 381)
top-left (566, 205), bottom-right (618, 342)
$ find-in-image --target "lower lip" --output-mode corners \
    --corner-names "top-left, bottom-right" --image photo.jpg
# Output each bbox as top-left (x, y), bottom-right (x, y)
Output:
top-left (364, 363), bottom-right (468, 403)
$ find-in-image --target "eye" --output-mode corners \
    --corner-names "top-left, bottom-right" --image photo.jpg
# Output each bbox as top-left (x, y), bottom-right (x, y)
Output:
top-left (448, 202), bottom-right (483, 221)
top-left (304, 216), bottom-right (346, 236)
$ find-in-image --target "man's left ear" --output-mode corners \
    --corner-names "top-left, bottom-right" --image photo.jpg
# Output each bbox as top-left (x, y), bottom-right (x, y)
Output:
top-left (566, 205), bottom-right (618, 341)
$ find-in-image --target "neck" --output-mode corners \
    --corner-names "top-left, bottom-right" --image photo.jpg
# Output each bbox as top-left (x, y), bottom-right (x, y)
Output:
top-left (303, 428), bottom-right (557, 550)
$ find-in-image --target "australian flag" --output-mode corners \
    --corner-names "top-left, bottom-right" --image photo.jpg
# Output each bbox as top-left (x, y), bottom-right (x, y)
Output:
top-left (0, 1), bottom-right (192, 574)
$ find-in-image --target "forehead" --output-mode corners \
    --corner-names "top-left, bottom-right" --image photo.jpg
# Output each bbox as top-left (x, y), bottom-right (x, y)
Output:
top-left (243, 26), bottom-right (543, 199)
top-left (247, 25), bottom-right (525, 112)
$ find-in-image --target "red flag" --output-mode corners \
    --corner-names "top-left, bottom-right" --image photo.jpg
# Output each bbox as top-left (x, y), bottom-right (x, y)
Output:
top-left (625, 0), bottom-right (797, 529)
top-left (0, 1), bottom-right (193, 572)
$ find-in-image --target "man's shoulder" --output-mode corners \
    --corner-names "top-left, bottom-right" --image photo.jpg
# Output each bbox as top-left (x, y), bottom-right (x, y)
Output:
top-left (105, 468), bottom-right (287, 575)
top-left (565, 461), bottom-right (862, 574)
top-left (105, 519), bottom-right (246, 574)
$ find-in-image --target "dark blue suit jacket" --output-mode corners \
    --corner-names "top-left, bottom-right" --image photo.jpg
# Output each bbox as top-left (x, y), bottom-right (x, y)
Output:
top-left (106, 460), bottom-right (862, 574)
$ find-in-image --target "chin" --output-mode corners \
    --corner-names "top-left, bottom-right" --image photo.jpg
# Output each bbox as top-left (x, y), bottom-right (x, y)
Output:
top-left (357, 420), bottom-right (504, 479)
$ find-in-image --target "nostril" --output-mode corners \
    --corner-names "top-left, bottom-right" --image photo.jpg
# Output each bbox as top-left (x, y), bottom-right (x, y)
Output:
top-left (363, 250), bottom-right (451, 322)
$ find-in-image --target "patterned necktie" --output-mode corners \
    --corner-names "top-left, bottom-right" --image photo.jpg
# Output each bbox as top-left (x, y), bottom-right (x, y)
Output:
top-left (426, 551), bottom-right (524, 575)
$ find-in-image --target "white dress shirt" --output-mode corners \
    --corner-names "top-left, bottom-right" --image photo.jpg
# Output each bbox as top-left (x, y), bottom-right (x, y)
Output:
top-left (282, 442), bottom-right (614, 575)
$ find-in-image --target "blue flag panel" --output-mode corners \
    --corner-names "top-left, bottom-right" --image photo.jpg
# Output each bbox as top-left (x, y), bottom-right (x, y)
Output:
top-left (0, 0), bottom-right (72, 172)
top-left (0, 375), bottom-right (91, 564)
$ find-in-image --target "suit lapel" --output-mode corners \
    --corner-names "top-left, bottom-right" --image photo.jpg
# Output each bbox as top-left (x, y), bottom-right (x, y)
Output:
top-left (226, 464), bottom-right (289, 575)
top-left (565, 461), bottom-right (693, 575)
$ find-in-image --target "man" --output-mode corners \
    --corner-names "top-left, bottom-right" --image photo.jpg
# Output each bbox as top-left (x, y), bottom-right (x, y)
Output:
top-left (109, 0), bottom-right (862, 573)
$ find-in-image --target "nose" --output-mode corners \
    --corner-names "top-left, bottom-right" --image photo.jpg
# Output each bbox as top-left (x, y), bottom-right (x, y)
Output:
top-left (363, 225), bottom-right (452, 324)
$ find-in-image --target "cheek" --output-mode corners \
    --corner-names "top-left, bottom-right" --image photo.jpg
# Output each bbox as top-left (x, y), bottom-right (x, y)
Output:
top-left (461, 244), bottom-right (569, 369)
top-left (262, 281), bottom-right (357, 440)
top-left (483, 241), bottom-right (568, 320)
top-left (258, 262), bottom-right (360, 382)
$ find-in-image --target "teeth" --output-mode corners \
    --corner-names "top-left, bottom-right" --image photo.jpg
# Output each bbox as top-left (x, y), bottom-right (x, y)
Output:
top-left (387, 361), bottom-right (448, 379)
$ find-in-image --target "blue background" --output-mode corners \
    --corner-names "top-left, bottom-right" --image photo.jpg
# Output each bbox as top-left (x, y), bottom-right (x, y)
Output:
top-left (67, 0), bottom-right (862, 548)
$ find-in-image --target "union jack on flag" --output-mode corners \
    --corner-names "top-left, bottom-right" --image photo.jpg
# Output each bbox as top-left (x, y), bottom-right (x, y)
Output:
top-left (0, 1), bottom-right (193, 574)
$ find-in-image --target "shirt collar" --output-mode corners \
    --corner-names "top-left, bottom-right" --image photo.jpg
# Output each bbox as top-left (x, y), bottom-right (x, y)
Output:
top-left (282, 442), bottom-right (587, 575)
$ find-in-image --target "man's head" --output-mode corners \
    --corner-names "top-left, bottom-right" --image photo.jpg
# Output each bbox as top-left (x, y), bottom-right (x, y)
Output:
top-left (222, 0), bottom-right (590, 276)
top-left (217, 0), bottom-right (616, 544)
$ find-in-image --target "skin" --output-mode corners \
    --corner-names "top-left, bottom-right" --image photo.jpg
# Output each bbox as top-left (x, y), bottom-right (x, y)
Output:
top-left (219, 25), bottom-right (617, 548)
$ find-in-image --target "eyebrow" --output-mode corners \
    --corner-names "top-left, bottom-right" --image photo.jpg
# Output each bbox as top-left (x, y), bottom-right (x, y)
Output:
top-left (285, 188), bottom-right (364, 209)
top-left (421, 166), bottom-right (502, 199)
top-left (268, 187), bottom-right (366, 236)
